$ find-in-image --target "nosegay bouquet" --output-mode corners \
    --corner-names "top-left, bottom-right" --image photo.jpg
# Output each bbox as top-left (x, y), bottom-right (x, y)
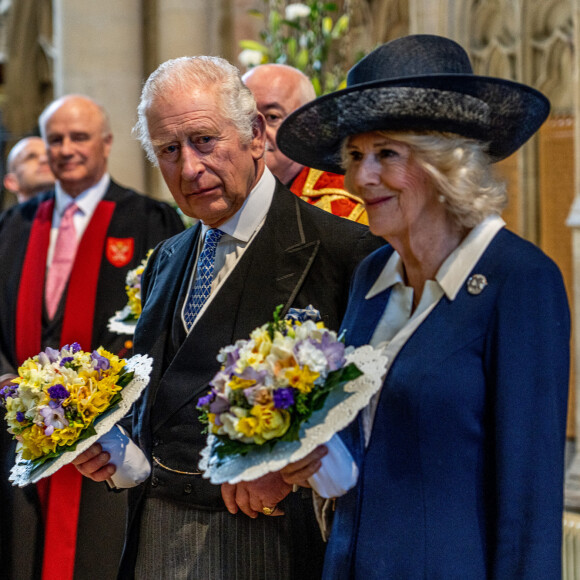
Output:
top-left (197, 306), bottom-right (361, 459)
top-left (1, 343), bottom-right (152, 486)
top-left (108, 249), bottom-right (153, 335)
top-left (197, 306), bottom-right (387, 490)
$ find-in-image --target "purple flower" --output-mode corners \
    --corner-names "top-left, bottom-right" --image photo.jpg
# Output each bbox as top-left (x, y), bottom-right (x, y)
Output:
top-left (91, 351), bottom-right (110, 371)
top-left (40, 404), bottom-right (68, 435)
top-left (69, 342), bottom-right (82, 353)
top-left (209, 370), bottom-right (229, 391)
top-left (197, 391), bottom-right (215, 408)
top-left (47, 384), bottom-right (69, 401)
top-left (216, 346), bottom-right (240, 374)
top-left (16, 412), bottom-right (26, 423)
top-left (209, 392), bottom-right (230, 414)
top-left (0, 383), bottom-right (17, 401)
top-left (273, 387), bottom-right (295, 409)
top-left (60, 357), bottom-right (74, 366)
top-left (239, 367), bottom-right (267, 385)
top-left (38, 347), bottom-right (60, 365)
top-left (316, 333), bottom-right (345, 371)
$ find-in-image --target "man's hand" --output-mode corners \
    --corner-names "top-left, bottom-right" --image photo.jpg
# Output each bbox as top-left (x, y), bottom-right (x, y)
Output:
top-left (221, 471), bottom-right (292, 518)
top-left (280, 445), bottom-right (328, 487)
top-left (72, 442), bottom-right (116, 482)
top-left (0, 375), bottom-right (17, 389)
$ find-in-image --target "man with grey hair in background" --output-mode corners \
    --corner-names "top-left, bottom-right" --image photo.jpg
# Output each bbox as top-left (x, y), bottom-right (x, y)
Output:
top-left (73, 55), bottom-right (382, 579)
top-left (0, 94), bottom-right (184, 580)
top-left (3, 136), bottom-right (55, 205)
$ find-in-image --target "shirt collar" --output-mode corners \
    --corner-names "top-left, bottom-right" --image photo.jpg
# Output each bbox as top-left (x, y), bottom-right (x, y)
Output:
top-left (55, 173), bottom-right (111, 217)
top-left (366, 214), bottom-right (505, 300)
top-left (200, 167), bottom-right (275, 241)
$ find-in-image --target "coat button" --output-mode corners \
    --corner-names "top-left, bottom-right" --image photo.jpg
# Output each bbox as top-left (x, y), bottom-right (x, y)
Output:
top-left (151, 476), bottom-right (159, 487)
top-left (184, 483), bottom-right (192, 494)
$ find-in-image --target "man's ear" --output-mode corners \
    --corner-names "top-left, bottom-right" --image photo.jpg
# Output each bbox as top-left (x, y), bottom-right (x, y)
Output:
top-left (250, 113), bottom-right (266, 160)
top-left (3, 172), bottom-right (18, 193)
top-left (103, 132), bottom-right (113, 160)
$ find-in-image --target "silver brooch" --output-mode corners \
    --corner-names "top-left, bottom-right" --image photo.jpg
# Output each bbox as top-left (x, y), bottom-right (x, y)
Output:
top-left (467, 274), bottom-right (487, 295)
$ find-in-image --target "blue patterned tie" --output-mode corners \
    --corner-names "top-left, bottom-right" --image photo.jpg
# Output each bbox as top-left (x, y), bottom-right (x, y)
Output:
top-left (184, 228), bottom-right (224, 330)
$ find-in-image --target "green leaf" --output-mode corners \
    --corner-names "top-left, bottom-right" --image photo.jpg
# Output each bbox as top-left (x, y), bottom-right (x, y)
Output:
top-left (282, 19), bottom-right (301, 31)
top-left (247, 9), bottom-right (265, 19)
top-left (239, 40), bottom-right (269, 53)
top-left (312, 76), bottom-right (322, 96)
top-left (331, 14), bottom-right (349, 38)
top-left (269, 10), bottom-right (282, 32)
top-left (286, 36), bottom-right (297, 60)
top-left (116, 370), bottom-right (135, 388)
top-left (296, 48), bottom-right (310, 70)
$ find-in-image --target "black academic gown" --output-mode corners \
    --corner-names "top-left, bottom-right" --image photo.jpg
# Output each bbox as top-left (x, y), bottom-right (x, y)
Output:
top-left (0, 179), bottom-right (184, 580)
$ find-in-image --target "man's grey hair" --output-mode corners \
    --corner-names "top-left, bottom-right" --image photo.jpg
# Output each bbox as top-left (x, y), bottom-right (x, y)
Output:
top-left (38, 94), bottom-right (112, 139)
top-left (134, 55), bottom-right (259, 165)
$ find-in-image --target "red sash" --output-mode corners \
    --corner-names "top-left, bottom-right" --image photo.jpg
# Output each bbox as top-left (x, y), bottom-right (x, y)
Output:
top-left (15, 199), bottom-right (116, 580)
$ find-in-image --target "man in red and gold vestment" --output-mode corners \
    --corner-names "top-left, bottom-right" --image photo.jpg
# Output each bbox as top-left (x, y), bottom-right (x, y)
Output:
top-left (243, 64), bottom-right (368, 224)
top-left (0, 95), bottom-right (184, 580)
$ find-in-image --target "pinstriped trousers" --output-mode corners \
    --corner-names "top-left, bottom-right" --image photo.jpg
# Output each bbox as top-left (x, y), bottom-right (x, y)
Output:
top-left (135, 496), bottom-right (295, 580)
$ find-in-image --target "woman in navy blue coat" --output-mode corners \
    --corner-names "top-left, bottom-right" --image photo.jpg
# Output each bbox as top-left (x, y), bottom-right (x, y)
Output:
top-left (277, 35), bottom-right (570, 579)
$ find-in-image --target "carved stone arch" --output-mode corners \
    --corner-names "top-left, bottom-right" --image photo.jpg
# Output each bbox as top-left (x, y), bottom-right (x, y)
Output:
top-left (467, 0), bottom-right (520, 79)
top-left (524, 0), bottom-right (573, 114)
top-left (350, 0), bottom-right (409, 51)
top-left (452, 0), bottom-right (519, 56)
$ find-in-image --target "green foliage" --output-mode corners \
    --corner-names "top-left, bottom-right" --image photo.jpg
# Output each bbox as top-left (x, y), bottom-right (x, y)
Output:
top-left (239, 1), bottom-right (354, 95)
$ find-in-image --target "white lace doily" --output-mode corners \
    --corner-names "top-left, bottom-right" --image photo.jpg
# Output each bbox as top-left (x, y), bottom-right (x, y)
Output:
top-left (9, 354), bottom-right (153, 487)
top-left (107, 305), bottom-right (138, 336)
top-left (198, 345), bottom-right (388, 484)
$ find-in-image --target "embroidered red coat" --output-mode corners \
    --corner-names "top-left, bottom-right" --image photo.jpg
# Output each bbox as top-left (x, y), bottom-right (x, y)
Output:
top-left (289, 166), bottom-right (368, 224)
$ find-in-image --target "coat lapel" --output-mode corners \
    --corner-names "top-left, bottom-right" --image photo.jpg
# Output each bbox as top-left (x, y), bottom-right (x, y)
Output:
top-left (132, 226), bottom-right (200, 446)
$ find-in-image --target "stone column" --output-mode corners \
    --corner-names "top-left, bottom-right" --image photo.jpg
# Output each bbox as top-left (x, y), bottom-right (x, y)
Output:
top-left (52, 0), bottom-right (145, 192)
top-left (409, 0), bottom-right (450, 36)
top-left (565, 0), bottom-right (580, 509)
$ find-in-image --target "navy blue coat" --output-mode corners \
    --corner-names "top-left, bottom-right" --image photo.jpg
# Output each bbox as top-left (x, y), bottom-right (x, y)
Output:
top-left (323, 227), bottom-right (570, 579)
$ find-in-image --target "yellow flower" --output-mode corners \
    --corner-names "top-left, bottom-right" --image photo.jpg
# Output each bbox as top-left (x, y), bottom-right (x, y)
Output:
top-left (250, 325), bottom-right (272, 364)
top-left (284, 365), bottom-right (319, 393)
top-left (19, 424), bottom-right (57, 460)
top-left (228, 376), bottom-right (256, 390)
top-left (237, 415), bottom-right (259, 438)
top-left (251, 403), bottom-right (290, 443)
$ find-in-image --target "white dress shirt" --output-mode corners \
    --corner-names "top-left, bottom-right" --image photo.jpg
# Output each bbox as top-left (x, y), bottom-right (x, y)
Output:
top-left (180, 167), bottom-right (276, 330)
top-left (47, 173), bottom-right (111, 267)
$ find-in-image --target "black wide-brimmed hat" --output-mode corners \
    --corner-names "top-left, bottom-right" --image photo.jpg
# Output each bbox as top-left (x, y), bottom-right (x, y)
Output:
top-left (276, 34), bottom-right (550, 174)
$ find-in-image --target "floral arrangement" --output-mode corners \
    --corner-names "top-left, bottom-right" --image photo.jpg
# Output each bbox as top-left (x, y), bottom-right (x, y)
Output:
top-left (197, 306), bottom-right (361, 461)
top-left (238, 0), bottom-right (354, 95)
top-left (0, 343), bottom-right (134, 464)
top-left (121, 249), bottom-right (153, 322)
